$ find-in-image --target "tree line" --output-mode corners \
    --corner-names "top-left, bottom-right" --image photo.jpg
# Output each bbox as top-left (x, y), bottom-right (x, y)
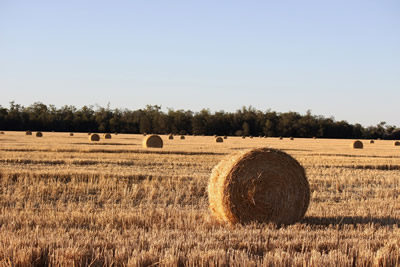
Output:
top-left (0, 101), bottom-right (399, 139)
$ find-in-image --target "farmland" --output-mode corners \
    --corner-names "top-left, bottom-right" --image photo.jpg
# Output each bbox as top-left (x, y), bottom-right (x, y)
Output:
top-left (0, 132), bottom-right (400, 266)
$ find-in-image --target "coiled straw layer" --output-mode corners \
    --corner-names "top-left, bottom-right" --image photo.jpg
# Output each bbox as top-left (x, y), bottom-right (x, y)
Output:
top-left (208, 147), bottom-right (310, 225)
top-left (143, 135), bottom-right (163, 148)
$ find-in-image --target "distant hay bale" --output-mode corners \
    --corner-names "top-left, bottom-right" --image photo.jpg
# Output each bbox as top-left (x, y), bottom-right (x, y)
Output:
top-left (104, 133), bottom-right (112, 139)
top-left (168, 134), bottom-right (174, 140)
top-left (143, 133), bottom-right (147, 136)
top-left (0, 131), bottom-right (4, 134)
top-left (70, 133), bottom-right (74, 136)
top-left (313, 137), bottom-right (317, 139)
top-left (36, 132), bottom-right (43, 137)
top-left (89, 133), bottom-right (100, 142)
top-left (394, 141), bottom-right (400, 146)
top-left (279, 137), bottom-right (283, 140)
top-left (224, 136), bottom-right (228, 139)
top-left (290, 137), bottom-right (294, 140)
top-left (242, 136), bottom-right (246, 139)
top-left (88, 132), bottom-right (91, 135)
top-left (142, 135), bottom-right (163, 148)
top-left (250, 136), bottom-right (253, 139)
top-left (215, 136), bottom-right (223, 143)
top-left (26, 130), bottom-right (32, 135)
top-left (180, 135), bottom-right (185, 140)
top-left (115, 132), bottom-right (118, 135)
top-left (208, 147), bottom-right (310, 225)
top-left (370, 140), bottom-right (374, 144)
top-left (351, 140), bottom-right (363, 149)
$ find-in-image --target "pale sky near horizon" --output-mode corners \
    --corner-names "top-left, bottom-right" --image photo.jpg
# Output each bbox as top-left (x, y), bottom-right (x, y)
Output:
top-left (1, 1), bottom-right (399, 127)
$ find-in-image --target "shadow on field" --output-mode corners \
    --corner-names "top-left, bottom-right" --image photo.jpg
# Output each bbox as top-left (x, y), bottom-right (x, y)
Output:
top-left (302, 216), bottom-right (400, 227)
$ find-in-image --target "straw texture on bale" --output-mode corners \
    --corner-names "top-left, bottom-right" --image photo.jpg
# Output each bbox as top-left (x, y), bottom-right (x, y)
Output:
top-left (394, 141), bottom-right (400, 146)
top-left (36, 132), bottom-right (43, 137)
top-left (351, 140), bottom-right (363, 149)
top-left (208, 147), bottom-right (310, 225)
top-left (142, 135), bottom-right (163, 148)
top-left (215, 136), bottom-right (223, 143)
top-left (26, 131), bottom-right (32, 135)
top-left (168, 135), bottom-right (174, 140)
top-left (89, 134), bottom-right (100, 142)
top-left (104, 133), bottom-right (112, 139)
top-left (180, 135), bottom-right (185, 140)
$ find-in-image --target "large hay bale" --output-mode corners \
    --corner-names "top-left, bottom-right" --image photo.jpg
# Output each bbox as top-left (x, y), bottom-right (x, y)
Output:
top-left (143, 135), bottom-right (163, 148)
top-left (215, 136), bottom-right (223, 143)
top-left (180, 135), bottom-right (185, 140)
top-left (394, 141), bottom-right (400, 146)
top-left (26, 130), bottom-right (32, 135)
top-left (351, 140), bottom-right (363, 149)
top-left (208, 147), bottom-right (310, 225)
top-left (168, 134), bottom-right (174, 140)
top-left (89, 133), bottom-right (100, 142)
top-left (104, 133), bottom-right (112, 139)
top-left (36, 132), bottom-right (43, 137)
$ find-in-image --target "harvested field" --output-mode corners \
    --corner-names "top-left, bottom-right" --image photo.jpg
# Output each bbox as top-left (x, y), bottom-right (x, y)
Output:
top-left (1, 132), bottom-right (400, 266)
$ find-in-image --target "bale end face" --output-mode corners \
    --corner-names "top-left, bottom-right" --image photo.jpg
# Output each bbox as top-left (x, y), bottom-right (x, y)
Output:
top-left (215, 137), bottom-right (223, 143)
top-left (143, 135), bottom-right (163, 148)
top-left (89, 134), bottom-right (100, 142)
top-left (208, 147), bottom-right (310, 225)
top-left (351, 140), bottom-right (363, 149)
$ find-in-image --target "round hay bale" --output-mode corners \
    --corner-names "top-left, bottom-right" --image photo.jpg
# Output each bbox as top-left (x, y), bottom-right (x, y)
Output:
top-left (369, 140), bottom-right (374, 144)
top-left (208, 147), bottom-right (310, 225)
top-left (88, 132), bottom-right (91, 135)
top-left (290, 137), bottom-right (294, 140)
top-left (180, 135), bottom-right (185, 140)
top-left (279, 137), bottom-right (283, 140)
top-left (143, 133), bottom-right (147, 136)
top-left (215, 136), bottom-right (223, 143)
top-left (70, 132), bottom-right (74, 136)
top-left (104, 133), bottom-right (112, 139)
top-left (168, 134), bottom-right (174, 140)
top-left (394, 141), bottom-right (400, 146)
top-left (242, 136), bottom-right (246, 139)
top-left (143, 134), bottom-right (163, 148)
top-left (351, 140), bottom-right (363, 149)
top-left (0, 131), bottom-right (4, 134)
top-left (26, 130), bottom-right (32, 135)
top-left (36, 132), bottom-right (43, 137)
top-left (89, 133), bottom-right (100, 142)
top-left (250, 136), bottom-right (253, 139)
top-left (224, 136), bottom-right (228, 139)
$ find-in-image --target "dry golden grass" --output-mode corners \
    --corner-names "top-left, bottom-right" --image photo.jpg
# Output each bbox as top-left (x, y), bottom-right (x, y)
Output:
top-left (1, 132), bottom-right (400, 266)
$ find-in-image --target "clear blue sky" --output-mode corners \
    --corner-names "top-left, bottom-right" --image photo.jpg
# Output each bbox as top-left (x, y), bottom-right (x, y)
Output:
top-left (1, 1), bottom-right (399, 126)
